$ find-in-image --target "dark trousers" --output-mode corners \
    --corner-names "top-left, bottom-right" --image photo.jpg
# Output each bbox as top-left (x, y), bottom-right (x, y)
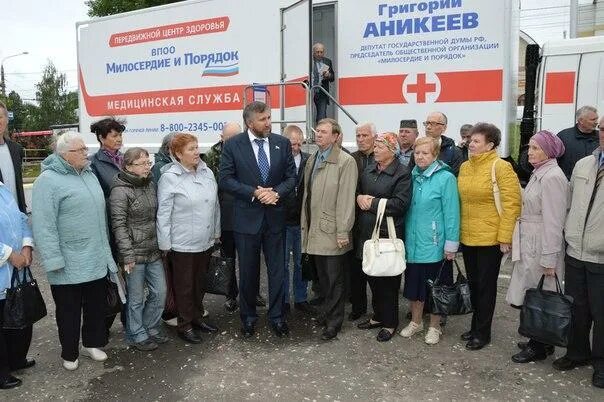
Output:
top-left (315, 254), bottom-right (347, 331)
top-left (221, 230), bottom-right (239, 299)
top-left (368, 274), bottom-right (402, 329)
top-left (0, 299), bottom-right (32, 380)
top-left (170, 250), bottom-right (210, 332)
top-left (234, 227), bottom-right (285, 326)
top-left (50, 277), bottom-right (108, 362)
top-left (349, 256), bottom-right (368, 315)
top-left (462, 244), bottom-right (502, 341)
top-left (564, 255), bottom-right (604, 370)
top-left (314, 94), bottom-right (328, 124)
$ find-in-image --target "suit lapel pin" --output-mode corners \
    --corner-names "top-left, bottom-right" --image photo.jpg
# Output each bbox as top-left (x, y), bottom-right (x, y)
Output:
top-left (275, 145), bottom-right (280, 149)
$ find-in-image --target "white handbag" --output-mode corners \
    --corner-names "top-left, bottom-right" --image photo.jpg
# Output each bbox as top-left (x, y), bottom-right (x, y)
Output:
top-left (362, 198), bottom-right (406, 277)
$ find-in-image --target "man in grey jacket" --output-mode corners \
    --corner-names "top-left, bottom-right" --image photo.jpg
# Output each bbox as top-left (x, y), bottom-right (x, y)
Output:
top-left (553, 117), bottom-right (604, 388)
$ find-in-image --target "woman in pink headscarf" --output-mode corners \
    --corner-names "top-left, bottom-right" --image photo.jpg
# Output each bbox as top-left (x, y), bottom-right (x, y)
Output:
top-left (506, 130), bottom-right (569, 364)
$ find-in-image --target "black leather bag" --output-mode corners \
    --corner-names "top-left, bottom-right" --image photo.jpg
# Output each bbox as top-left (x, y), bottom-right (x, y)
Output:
top-left (206, 247), bottom-right (235, 296)
top-left (105, 275), bottom-right (122, 317)
top-left (519, 274), bottom-right (573, 347)
top-left (301, 253), bottom-right (318, 281)
top-left (428, 260), bottom-right (473, 316)
top-left (3, 267), bottom-right (47, 329)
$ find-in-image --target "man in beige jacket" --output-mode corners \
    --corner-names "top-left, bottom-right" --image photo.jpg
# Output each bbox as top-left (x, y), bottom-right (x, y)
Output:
top-left (301, 118), bottom-right (357, 341)
top-left (553, 116), bottom-right (604, 388)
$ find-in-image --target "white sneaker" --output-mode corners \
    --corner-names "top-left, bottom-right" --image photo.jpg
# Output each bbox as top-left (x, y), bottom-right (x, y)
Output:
top-left (63, 359), bottom-right (79, 371)
top-left (425, 326), bottom-right (442, 345)
top-left (81, 347), bottom-right (107, 362)
top-left (163, 317), bottom-right (178, 327)
top-left (399, 321), bottom-right (423, 338)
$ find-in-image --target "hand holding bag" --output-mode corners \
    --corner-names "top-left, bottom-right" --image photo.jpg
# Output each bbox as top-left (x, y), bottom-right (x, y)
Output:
top-left (105, 274), bottom-right (122, 317)
top-left (206, 246), bottom-right (235, 296)
top-left (362, 198), bottom-right (406, 277)
top-left (3, 267), bottom-right (47, 329)
top-left (519, 274), bottom-right (573, 347)
top-left (428, 260), bottom-right (473, 316)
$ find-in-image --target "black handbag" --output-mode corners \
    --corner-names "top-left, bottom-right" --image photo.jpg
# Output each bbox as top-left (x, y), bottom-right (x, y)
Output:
top-left (3, 267), bottom-right (47, 329)
top-left (428, 260), bottom-right (473, 316)
top-left (519, 274), bottom-right (573, 347)
top-left (206, 247), bottom-right (235, 296)
top-left (301, 253), bottom-right (318, 281)
top-left (105, 275), bottom-right (122, 317)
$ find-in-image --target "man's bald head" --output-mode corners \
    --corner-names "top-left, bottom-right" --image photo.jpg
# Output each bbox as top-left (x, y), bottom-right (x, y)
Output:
top-left (221, 122), bottom-right (242, 142)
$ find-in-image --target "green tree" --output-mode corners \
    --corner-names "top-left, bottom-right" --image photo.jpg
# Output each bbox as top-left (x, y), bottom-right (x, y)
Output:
top-left (86, 0), bottom-right (184, 17)
top-left (0, 91), bottom-right (26, 132)
top-left (34, 62), bottom-right (78, 130)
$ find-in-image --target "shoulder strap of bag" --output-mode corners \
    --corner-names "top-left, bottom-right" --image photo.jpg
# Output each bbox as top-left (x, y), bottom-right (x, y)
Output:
top-left (491, 159), bottom-right (503, 216)
top-left (371, 199), bottom-right (387, 240)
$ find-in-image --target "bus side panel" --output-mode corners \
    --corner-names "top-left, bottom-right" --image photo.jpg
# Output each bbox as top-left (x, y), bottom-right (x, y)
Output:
top-left (576, 52), bottom-right (604, 117)
top-left (538, 54), bottom-right (579, 133)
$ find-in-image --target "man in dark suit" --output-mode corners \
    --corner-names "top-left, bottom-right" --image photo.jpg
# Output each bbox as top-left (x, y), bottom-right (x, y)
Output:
top-left (282, 125), bottom-right (314, 314)
top-left (0, 101), bottom-right (26, 213)
top-left (219, 101), bottom-right (297, 338)
top-left (312, 43), bottom-right (335, 124)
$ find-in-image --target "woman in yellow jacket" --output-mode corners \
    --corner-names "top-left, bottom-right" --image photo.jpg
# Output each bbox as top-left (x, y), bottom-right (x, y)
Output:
top-left (457, 123), bottom-right (521, 351)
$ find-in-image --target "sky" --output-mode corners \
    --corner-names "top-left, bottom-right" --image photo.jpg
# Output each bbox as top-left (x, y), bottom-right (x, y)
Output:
top-left (0, 0), bottom-right (587, 106)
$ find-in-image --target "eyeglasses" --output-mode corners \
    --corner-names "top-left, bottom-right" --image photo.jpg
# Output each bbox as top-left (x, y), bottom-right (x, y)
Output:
top-left (130, 161), bottom-right (152, 167)
top-left (68, 147), bottom-right (89, 153)
top-left (597, 125), bottom-right (604, 131)
top-left (423, 121), bottom-right (445, 127)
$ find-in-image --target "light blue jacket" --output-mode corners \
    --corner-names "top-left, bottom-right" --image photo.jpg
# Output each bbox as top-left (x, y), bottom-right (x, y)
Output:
top-left (157, 161), bottom-right (220, 253)
top-left (32, 154), bottom-right (117, 285)
top-left (405, 160), bottom-right (460, 264)
top-left (0, 182), bottom-right (33, 300)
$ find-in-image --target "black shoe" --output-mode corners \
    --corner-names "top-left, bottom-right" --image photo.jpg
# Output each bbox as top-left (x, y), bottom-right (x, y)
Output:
top-left (192, 321), bottom-right (218, 333)
top-left (552, 356), bottom-right (591, 371)
top-left (517, 341), bottom-right (555, 356)
top-left (460, 331), bottom-right (473, 341)
top-left (348, 311), bottom-right (364, 321)
top-left (241, 324), bottom-right (255, 339)
top-left (321, 327), bottom-right (338, 341)
top-left (0, 375), bottom-right (22, 390)
top-left (357, 319), bottom-right (382, 330)
top-left (224, 298), bottom-right (239, 312)
top-left (271, 322), bottom-right (290, 338)
top-left (178, 329), bottom-right (203, 344)
top-left (10, 358), bottom-right (36, 371)
top-left (309, 297), bottom-right (324, 306)
top-left (593, 371), bottom-right (604, 388)
top-left (294, 302), bottom-right (316, 315)
top-left (376, 328), bottom-right (395, 342)
top-left (465, 337), bottom-right (489, 350)
top-left (256, 294), bottom-right (267, 307)
top-left (512, 346), bottom-right (547, 363)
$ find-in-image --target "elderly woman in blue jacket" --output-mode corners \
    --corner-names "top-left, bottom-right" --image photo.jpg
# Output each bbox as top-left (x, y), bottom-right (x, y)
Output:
top-left (400, 137), bottom-right (460, 345)
top-left (32, 132), bottom-right (118, 371)
top-left (157, 133), bottom-right (221, 344)
top-left (0, 181), bottom-right (35, 390)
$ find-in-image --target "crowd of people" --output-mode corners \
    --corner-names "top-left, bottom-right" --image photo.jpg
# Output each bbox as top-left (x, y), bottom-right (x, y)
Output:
top-left (0, 99), bottom-right (603, 390)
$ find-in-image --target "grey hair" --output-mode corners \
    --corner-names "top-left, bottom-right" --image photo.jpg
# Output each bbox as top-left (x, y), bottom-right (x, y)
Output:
top-left (355, 122), bottom-right (377, 136)
top-left (159, 132), bottom-right (177, 155)
top-left (55, 132), bottom-right (84, 155)
top-left (312, 42), bottom-right (324, 52)
top-left (122, 147), bottom-right (149, 168)
top-left (283, 124), bottom-right (304, 139)
top-left (575, 105), bottom-right (597, 121)
top-left (243, 101), bottom-right (270, 127)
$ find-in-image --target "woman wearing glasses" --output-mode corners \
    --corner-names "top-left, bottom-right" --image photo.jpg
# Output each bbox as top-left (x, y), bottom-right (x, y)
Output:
top-left (33, 132), bottom-right (117, 370)
top-left (109, 148), bottom-right (167, 351)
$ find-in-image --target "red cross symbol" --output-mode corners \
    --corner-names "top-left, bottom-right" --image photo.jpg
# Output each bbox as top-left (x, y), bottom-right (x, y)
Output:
top-left (406, 73), bottom-right (437, 103)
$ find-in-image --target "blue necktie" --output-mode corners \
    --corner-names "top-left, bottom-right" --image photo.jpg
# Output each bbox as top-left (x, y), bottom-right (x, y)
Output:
top-left (254, 139), bottom-right (270, 183)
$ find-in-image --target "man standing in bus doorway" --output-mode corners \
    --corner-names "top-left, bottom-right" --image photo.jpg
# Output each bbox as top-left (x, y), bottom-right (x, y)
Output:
top-left (557, 105), bottom-right (600, 180)
top-left (0, 101), bottom-right (26, 213)
top-left (312, 43), bottom-right (335, 124)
